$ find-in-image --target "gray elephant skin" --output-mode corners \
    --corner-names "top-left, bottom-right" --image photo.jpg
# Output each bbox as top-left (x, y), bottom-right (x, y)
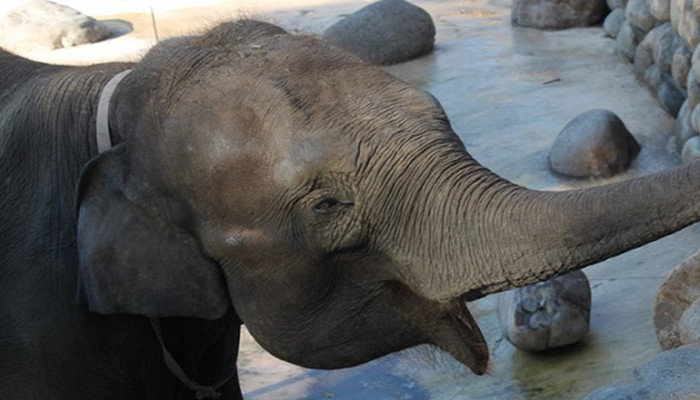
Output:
top-left (2, 20), bottom-right (700, 399)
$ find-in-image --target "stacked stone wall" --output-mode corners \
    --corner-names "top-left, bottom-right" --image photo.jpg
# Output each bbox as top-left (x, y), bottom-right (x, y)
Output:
top-left (604, 0), bottom-right (700, 159)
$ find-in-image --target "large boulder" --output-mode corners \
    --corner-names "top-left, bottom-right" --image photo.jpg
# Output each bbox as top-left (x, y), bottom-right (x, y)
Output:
top-left (549, 109), bottom-right (640, 178)
top-left (654, 247), bottom-right (700, 349)
top-left (583, 344), bottom-right (700, 400)
top-left (0, 0), bottom-right (110, 54)
top-left (497, 270), bottom-right (591, 352)
top-left (322, 0), bottom-right (435, 65)
top-left (511, 0), bottom-right (610, 30)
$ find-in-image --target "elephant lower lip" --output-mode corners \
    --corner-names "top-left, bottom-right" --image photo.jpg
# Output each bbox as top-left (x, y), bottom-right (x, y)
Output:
top-left (444, 300), bottom-right (489, 375)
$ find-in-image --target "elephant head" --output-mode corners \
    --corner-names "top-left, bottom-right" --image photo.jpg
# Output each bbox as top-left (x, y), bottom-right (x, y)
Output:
top-left (76, 20), bottom-right (700, 376)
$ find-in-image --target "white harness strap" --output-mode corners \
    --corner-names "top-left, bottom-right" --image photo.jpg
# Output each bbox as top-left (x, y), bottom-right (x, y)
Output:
top-left (95, 69), bottom-right (132, 153)
top-left (95, 69), bottom-right (236, 399)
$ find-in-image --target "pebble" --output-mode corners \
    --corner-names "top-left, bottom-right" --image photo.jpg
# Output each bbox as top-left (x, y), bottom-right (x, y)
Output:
top-left (497, 270), bottom-right (591, 352)
top-left (322, 0), bottom-right (435, 65)
top-left (604, 8), bottom-right (626, 38)
top-left (653, 247), bottom-right (700, 350)
top-left (511, 0), bottom-right (609, 29)
top-left (549, 109), bottom-right (640, 178)
top-left (0, 0), bottom-right (109, 54)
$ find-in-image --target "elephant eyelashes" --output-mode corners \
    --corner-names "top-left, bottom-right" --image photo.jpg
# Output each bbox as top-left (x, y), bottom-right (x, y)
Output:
top-left (313, 198), bottom-right (352, 214)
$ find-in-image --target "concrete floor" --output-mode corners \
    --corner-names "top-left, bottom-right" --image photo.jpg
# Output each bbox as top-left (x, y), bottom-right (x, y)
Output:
top-left (16, 0), bottom-right (700, 398)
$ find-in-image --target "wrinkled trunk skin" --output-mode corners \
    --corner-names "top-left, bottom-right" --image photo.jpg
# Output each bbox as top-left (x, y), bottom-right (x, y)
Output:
top-left (376, 140), bottom-right (700, 303)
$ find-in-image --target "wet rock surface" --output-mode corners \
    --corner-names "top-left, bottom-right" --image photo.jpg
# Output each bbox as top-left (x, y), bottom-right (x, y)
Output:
top-left (497, 271), bottom-right (591, 352)
top-left (549, 109), bottom-right (640, 178)
top-left (583, 344), bottom-right (700, 400)
top-left (322, 0), bottom-right (435, 65)
top-left (0, 0), bottom-right (109, 54)
top-left (511, 0), bottom-right (609, 29)
top-left (654, 248), bottom-right (700, 349)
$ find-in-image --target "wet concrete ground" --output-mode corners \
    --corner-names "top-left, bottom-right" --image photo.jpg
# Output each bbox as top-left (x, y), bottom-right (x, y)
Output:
top-left (15, 0), bottom-right (700, 398)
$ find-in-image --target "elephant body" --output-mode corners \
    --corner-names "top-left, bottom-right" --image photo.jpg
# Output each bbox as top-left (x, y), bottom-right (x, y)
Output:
top-left (2, 20), bottom-right (700, 399)
top-left (0, 48), bottom-right (239, 399)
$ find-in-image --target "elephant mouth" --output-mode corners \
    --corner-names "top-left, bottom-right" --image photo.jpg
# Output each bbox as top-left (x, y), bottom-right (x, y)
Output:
top-left (432, 299), bottom-right (489, 375)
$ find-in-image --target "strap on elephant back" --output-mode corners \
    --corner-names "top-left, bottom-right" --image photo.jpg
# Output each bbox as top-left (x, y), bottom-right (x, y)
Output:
top-left (96, 69), bottom-right (132, 153)
top-left (150, 318), bottom-right (236, 399)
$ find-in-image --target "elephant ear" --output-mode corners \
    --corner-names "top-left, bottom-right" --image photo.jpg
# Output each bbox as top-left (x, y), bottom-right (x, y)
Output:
top-left (75, 147), bottom-right (229, 319)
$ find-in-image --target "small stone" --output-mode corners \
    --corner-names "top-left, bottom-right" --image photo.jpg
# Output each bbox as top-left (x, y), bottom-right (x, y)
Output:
top-left (657, 74), bottom-right (686, 117)
top-left (679, 299), bottom-right (700, 344)
top-left (646, 0), bottom-right (671, 22)
top-left (498, 270), bottom-right (591, 352)
top-left (616, 21), bottom-right (641, 62)
top-left (511, 0), bottom-right (609, 29)
top-left (691, 43), bottom-right (700, 84)
top-left (653, 247), bottom-right (700, 350)
top-left (582, 344), bottom-right (700, 400)
top-left (322, 0), bottom-right (435, 65)
top-left (608, 0), bottom-right (623, 9)
top-left (626, 0), bottom-right (658, 31)
top-left (549, 109), bottom-right (640, 178)
top-left (0, 0), bottom-right (110, 54)
top-left (675, 100), bottom-right (698, 153)
top-left (671, 0), bottom-right (700, 48)
top-left (604, 8), bottom-right (626, 37)
top-left (645, 64), bottom-right (663, 90)
top-left (672, 45), bottom-right (692, 89)
top-left (687, 71), bottom-right (700, 109)
top-left (691, 103), bottom-right (700, 132)
top-left (681, 135), bottom-right (700, 162)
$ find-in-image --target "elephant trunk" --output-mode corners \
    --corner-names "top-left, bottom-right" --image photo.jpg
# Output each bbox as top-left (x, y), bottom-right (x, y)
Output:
top-left (378, 143), bottom-right (700, 303)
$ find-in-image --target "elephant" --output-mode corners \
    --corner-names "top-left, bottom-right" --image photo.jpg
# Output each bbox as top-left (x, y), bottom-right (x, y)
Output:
top-left (2, 19), bottom-right (700, 399)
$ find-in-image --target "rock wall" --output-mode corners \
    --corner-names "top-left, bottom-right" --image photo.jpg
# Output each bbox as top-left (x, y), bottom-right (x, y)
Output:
top-left (604, 0), bottom-right (700, 161)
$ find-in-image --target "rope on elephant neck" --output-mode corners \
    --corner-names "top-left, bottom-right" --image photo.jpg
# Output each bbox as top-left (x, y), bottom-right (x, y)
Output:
top-left (150, 318), bottom-right (236, 399)
top-left (95, 69), bottom-right (132, 153)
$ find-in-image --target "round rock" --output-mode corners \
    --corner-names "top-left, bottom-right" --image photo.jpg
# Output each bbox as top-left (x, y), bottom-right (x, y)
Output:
top-left (322, 0), bottom-right (435, 65)
top-left (511, 0), bottom-right (609, 29)
top-left (583, 344), bottom-right (700, 400)
top-left (497, 270), bottom-right (591, 352)
top-left (0, 0), bottom-right (110, 54)
top-left (626, 0), bottom-right (657, 32)
top-left (654, 248), bottom-right (700, 349)
top-left (549, 109), bottom-right (641, 178)
top-left (604, 8), bottom-right (626, 38)
top-left (679, 299), bottom-right (700, 344)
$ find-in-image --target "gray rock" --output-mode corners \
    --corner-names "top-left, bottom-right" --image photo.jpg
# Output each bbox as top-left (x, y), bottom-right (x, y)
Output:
top-left (670, 0), bottom-right (700, 48)
top-left (679, 299), bottom-right (700, 343)
top-left (654, 247), bottom-right (700, 350)
top-left (616, 20), bottom-right (641, 61)
top-left (657, 73), bottom-right (686, 116)
top-left (583, 344), bottom-right (700, 400)
top-left (634, 43), bottom-right (654, 81)
top-left (549, 109), bottom-right (640, 178)
top-left (675, 100), bottom-right (698, 153)
top-left (687, 70), bottom-right (700, 109)
top-left (497, 271), bottom-right (591, 352)
top-left (692, 103), bottom-right (700, 132)
top-left (646, 0), bottom-right (671, 21)
top-left (511, 0), bottom-right (609, 29)
top-left (608, 0), bottom-right (624, 9)
top-left (691, 43), bottom-right (700, 84)
top-left (322, 0), bottom-right (435, 65)
top-left (645, 64), bottom-right (663, 89)
top-left (604, 7), bottom-right (626, 37)
top-left (681, 135), bottom-right (700, 161)
top-left (626, 0), bottom-right (658, 31)
top-left (0, 0), bottom-right (109, 54)
top-left (672, 44), bottom-right (692, 89)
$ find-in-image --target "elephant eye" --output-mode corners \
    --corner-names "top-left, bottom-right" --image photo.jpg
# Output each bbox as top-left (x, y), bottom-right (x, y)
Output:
top-left (313, 198), bottom-right (341, 214)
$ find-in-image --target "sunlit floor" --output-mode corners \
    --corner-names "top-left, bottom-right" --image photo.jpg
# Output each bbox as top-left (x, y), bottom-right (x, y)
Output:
top-left (12, 0), bottom-right (700, 398)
